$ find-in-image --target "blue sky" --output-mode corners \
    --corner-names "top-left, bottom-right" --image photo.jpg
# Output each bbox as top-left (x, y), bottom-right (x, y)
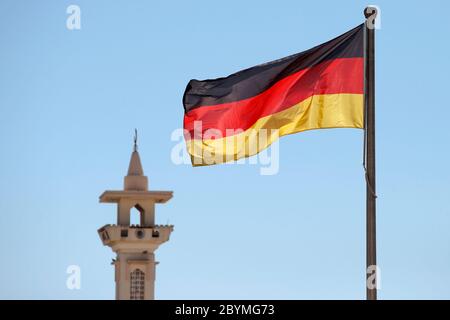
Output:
top-left (0, 0), bottom-right (449, 299)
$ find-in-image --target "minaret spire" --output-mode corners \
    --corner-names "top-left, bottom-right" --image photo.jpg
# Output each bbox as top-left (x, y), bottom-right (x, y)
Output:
top-left (134, 128), bottom-right (138, 152)
top-left (124, 129), bottom-right (147, 190)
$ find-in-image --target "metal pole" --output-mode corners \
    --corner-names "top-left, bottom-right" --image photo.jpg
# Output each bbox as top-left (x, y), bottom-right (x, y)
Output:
top-left (364, 6), bottom-right (377, 301)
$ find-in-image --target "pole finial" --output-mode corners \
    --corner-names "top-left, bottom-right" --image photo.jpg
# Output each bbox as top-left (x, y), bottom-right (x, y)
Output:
top-left (133, 128), bottom-right (138, 152)
top-left (364, 6), bottom-right (378, 20)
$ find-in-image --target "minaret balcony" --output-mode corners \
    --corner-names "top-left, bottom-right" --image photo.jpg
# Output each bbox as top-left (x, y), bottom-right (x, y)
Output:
top-left (98, 224), bottom-right (174, 251)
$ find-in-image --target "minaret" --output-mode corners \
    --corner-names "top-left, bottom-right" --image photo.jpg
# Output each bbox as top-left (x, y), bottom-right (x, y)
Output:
top-left (98, 132), bottom-right (174, 300)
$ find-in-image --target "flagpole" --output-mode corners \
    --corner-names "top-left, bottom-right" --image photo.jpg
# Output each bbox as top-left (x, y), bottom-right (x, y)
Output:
top-left (364, 6), bottom-right (377, 300)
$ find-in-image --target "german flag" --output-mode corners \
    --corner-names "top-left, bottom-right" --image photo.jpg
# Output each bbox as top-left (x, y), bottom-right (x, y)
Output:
top-left (183, 24), bottom-right (364, 166)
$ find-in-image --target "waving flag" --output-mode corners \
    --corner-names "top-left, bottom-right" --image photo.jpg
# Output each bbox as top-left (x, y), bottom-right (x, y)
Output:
top-left (183, 24), bottom-right (364, 166)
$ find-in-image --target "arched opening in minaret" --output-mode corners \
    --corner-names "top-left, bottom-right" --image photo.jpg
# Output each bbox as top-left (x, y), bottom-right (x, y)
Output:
top-left (130, 204), bottom-right (144, 226)
top-left (130, 268), bottom-right (145, 300)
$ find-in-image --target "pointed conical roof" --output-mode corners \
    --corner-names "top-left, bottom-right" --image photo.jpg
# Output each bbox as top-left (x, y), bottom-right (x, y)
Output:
top-left (127, 150), bottom-right (144, 176)
top-left (123, 133), bottom-right (148, 191)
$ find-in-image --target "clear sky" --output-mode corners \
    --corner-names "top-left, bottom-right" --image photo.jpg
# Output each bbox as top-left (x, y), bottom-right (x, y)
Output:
top-left (0, 0), bottom-right (449, 299)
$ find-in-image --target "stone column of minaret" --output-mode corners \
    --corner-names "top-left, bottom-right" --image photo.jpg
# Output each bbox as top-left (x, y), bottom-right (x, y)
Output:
top-left (98, 138), bottom-right (173, 300)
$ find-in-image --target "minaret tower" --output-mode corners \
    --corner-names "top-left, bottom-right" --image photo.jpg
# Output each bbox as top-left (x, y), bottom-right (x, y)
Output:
top-left (98, 132), bottom-right (173, 300)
